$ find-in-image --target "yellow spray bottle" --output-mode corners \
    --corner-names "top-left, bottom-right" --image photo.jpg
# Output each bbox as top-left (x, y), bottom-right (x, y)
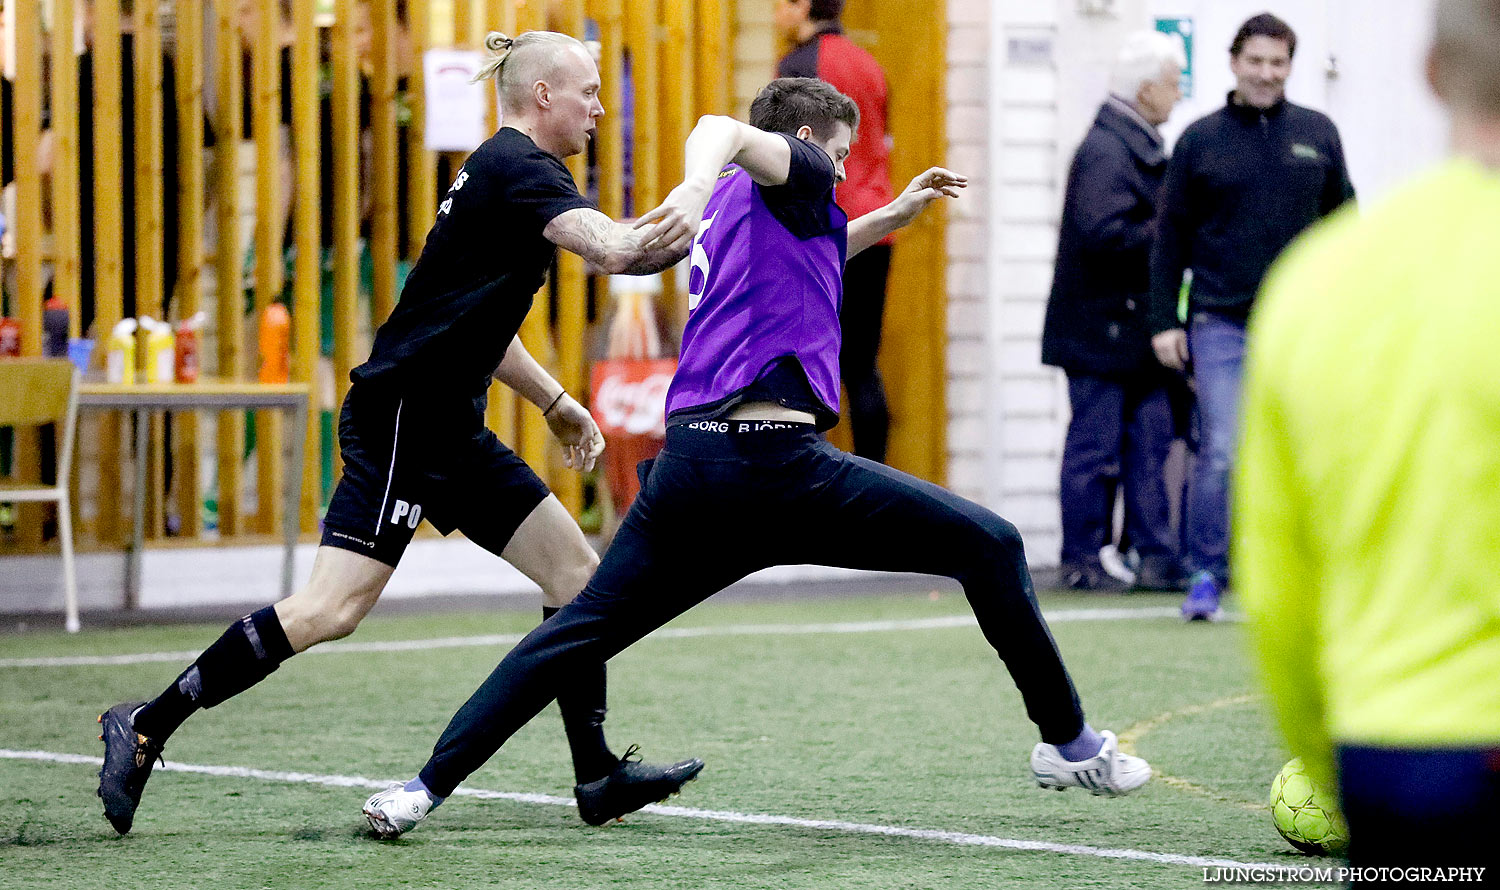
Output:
top-left (139, 316), bottom-right (176, 383)
top-left (106, 318), bottom-right (139, 384)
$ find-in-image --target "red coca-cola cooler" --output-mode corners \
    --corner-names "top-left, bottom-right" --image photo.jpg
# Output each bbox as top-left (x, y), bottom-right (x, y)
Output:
top-left (590, 357), bottom-right (676, 515)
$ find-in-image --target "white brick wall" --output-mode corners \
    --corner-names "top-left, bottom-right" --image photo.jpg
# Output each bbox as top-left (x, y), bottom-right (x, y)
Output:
top-left (945, 0), bottom-right (991, 522)
top-left (733, 0), bottom-right (776, 118)
top-left (944, 0), bottom-right (1160, 564)
top-left (978, 0), bottom-right (1067, 561)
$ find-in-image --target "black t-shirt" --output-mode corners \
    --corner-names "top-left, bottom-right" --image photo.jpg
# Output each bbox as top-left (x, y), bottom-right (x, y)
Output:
top-left (352, 127), bottom-right (593, 393)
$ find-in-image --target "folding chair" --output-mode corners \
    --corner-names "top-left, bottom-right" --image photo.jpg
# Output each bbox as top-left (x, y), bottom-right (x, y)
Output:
top-left (0, 358), bottom-right (82, 632)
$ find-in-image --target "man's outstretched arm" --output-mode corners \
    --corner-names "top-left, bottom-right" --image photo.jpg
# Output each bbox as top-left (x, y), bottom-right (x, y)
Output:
top-left (543, 208), bottom-right (689, 276)
top-left (846, 167), bottom-right (967, 259)
top-left (632, 115), bottom-right (806, 251)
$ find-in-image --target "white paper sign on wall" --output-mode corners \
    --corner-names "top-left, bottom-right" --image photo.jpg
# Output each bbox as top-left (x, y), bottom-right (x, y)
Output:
top-left (424, 49), bottom-right (489, 152)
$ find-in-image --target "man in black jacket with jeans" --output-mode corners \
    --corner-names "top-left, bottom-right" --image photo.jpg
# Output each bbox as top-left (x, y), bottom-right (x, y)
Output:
top-left (1147, 13), bottom-right (1354, 621)
top-left (1043, 31), bottom-right (1185, 592)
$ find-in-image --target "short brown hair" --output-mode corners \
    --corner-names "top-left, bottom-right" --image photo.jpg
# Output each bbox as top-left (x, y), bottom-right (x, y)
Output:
top-left (1230, 12), bottom-right (1297, 59)
top-left (748, 77), bottom-right (859, 141)
top-left (808, 0), bottom-right (845, 22)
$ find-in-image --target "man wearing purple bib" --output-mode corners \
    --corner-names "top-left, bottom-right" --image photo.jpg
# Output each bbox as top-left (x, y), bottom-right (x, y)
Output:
top-left (365, 78), bottom-right (1151, 836)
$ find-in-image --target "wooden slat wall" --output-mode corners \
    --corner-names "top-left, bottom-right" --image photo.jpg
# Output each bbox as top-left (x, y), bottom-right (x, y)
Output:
top-left (2, 0), bottom-right (772, 557)
top-left (11, 0), bottom-right (43, 549)
top-left (50, 0), bottom-right (80, 338)
top-left (841, 0), bottom-right (949, 483)
top-left (252, 0), bottom-right (284, 535)
top-left (694, 0), bottom-right (732, 120)
top-left (174, 0), bottom-right (206, 538)
top-left (291, 0), bottom-right (322, 531)
top-left (623, 0), bottom-right (658, 214)
top-left (214, 0), bottom-right (246, 537)
top-left (593, 0), bottom-right (626, 218)
top-left (330, 0), bottom-right (360, 479)
top-left (657, 0), bottom-right (692, 334)
top-left (93, 0), bottom-right (124, 546)
top-left (455, 0), bottom-right (475, 47)
top-left (370, 0), bottom-right (399, 327)
top-left (407, 0), bottom-right (437, 258)
top-left (551, 0), bottom-right (587, 516)
top-left (135, 0), bottom-right (168, 540)
top-left (51, 0), bottom-right (82, 539)
top-left (12, 0), bottom-right (42, 355)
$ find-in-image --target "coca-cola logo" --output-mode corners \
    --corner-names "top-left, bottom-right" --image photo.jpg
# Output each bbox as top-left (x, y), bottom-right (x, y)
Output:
top-left (592, 367), bottom-right (674, 436)
top-left (0, 321), bottom-right (20, 357)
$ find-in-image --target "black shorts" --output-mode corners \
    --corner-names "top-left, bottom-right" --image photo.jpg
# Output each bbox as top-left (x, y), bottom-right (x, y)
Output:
top-left (321, 382), bottom-right (551, 567)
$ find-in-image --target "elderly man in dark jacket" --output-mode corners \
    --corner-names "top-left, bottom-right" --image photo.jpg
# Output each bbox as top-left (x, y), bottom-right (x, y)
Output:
top-left (1042, 31), bottom-right (1186, 591)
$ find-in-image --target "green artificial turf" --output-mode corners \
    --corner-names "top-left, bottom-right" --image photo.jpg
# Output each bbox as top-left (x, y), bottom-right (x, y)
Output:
top-left (0, 590), bottom-right (1334, 889)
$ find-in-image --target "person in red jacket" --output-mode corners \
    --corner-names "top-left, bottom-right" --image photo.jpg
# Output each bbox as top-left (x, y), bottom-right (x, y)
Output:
top-left (776, 0), bottom-right (895, 462)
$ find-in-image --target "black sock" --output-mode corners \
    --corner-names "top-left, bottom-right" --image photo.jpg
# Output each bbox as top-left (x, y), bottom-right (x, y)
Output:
top-left (133, 606), bottom-right (296, 742)
top-left (543, 605), bottom-right (617, 784)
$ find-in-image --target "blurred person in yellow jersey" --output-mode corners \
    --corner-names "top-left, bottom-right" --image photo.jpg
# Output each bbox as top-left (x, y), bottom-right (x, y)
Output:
top-left (1238, 0), bottom-right (1500, 874)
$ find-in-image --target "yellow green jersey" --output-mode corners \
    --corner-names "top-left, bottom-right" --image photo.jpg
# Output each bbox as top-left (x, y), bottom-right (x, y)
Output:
top-left (1238, 158), bottom-right (1500, 787)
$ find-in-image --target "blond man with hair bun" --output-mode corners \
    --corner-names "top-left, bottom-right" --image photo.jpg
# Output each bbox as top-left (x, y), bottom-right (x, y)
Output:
top-left (98, 29), bottom-right (705, 838)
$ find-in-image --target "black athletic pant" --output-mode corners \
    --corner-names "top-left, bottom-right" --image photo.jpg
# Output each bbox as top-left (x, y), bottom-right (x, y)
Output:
top-left (1339, 745), bottom-right (1499, 877)
top-left (418, 424), bottom-right (1087, 797)
top-left (840, 244), bottom-right (892, 463)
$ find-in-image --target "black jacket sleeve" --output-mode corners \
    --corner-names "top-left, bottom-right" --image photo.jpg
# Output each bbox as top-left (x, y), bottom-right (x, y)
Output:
top-left (1320, 123), bottom-right (1356, 216)
top-left (1147, 133), bottom-right (1194, 334)
top-left (1067, 137), bottom-right (1153, 263)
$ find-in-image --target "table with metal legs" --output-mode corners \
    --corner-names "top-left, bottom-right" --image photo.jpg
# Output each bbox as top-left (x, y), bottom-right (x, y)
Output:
top-left (78, 382), bottom-right (310, 608)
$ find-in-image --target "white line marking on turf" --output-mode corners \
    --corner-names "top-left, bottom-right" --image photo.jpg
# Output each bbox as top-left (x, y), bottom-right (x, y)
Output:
top-left (0, 748), bottom-right (1278, 871)
top-left (0, 607), bottom-right (1194, 669)
top-left (0, 608), bottom-right (1187, 667)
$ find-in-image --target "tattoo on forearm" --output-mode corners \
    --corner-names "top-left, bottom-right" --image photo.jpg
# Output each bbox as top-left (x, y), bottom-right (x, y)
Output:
top-left (621, 245), bottom-right (690, 275)
top-left (547, 210), bottom-right (621, 266)
top-left (547, 209), bottom-right (687, 274)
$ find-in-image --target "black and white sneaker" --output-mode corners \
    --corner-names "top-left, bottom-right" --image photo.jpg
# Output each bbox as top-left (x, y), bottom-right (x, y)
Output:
top-left (97, 701), bottom-right (164, 835)
top-left (574, 745), bottom-right (705, 825)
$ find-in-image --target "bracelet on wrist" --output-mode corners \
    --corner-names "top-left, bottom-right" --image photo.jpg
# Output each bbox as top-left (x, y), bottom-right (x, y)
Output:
top-left (543, 391), bottom-right (566, 416)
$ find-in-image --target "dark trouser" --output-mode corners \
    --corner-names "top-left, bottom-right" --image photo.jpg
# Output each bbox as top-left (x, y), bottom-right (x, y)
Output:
top-left (1339, 745), bottom-right (1500, 875)
top-left (1058, 373), bottom-right (1176, 565)
top-left (418, 425), bottom-right (1086, 797)
top-left (840, 244), bottom-right (892, 463)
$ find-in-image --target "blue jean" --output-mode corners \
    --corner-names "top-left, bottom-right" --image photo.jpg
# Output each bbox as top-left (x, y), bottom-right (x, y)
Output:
top-left (1059, 374), bottom-right (1176, 564)
top-left (1186, 312), bottom-right (1247, 582)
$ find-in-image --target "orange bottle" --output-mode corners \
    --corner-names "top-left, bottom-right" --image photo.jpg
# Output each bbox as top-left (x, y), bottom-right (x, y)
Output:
top-left (258, 303), bottom-right (291, 384)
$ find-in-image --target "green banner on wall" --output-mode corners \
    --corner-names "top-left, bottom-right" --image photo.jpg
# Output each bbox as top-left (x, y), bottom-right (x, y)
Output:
top-left (1155, 17), bottom-right (1194, 98)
